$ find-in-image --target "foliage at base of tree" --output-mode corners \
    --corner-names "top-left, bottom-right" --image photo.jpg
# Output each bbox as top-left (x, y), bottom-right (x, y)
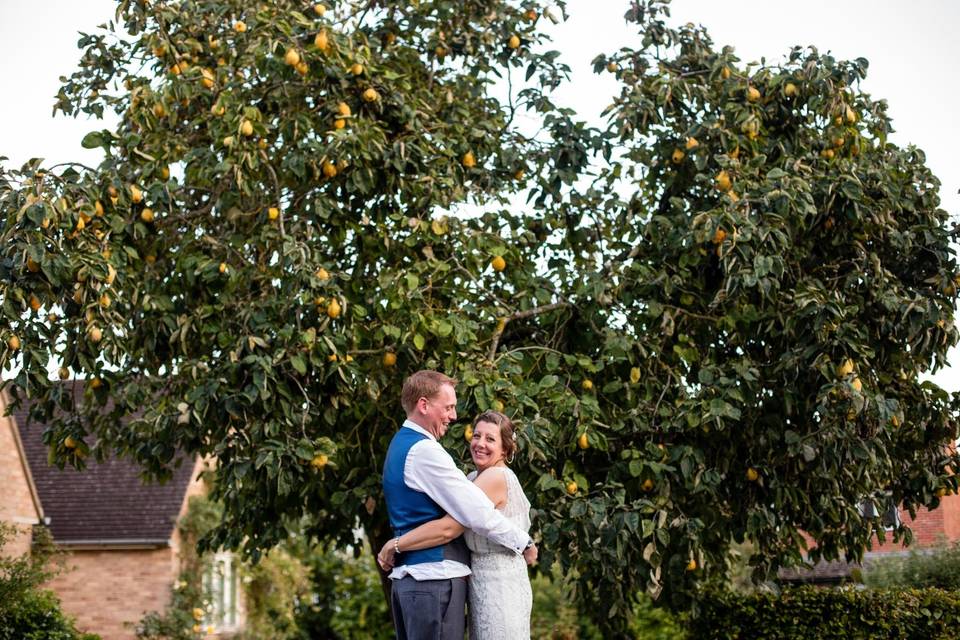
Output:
top-left (691, 587), bottom-right (960, 639)
top-left (237, 546), bottom-right (311, 640)
top-left (291, 540), bottom-right (392, 640)
top-left (0, 523), bottom-right (100, 640)
top-left (862, 539), bottom-right (960, 590)
top-left (532, 568), bottom-right (686, 640)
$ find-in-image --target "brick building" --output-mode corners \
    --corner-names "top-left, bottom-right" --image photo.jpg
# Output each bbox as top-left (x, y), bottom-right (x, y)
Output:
top-left (0, 389), bottom-right (244, 639)
top-left (0, 394), bottom-right (44, 558)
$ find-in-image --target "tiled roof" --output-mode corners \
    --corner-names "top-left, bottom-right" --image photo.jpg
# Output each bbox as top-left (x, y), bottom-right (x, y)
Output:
top-left (778, 558), bottom-right (861, 584)
top-left (9, 389), bottom-right (197, 546)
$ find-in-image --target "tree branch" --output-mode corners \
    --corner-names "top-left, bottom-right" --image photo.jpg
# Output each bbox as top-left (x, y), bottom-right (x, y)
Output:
top-left (487, 301), bottom-right (570, 361)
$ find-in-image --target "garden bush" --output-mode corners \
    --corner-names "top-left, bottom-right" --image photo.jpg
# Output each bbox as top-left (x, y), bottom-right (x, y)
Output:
top-left (690, 586), bottom-right (960, 639)
top-left (0, 523), bottom-right (99, 640)
top-left (862, 541), bottom-right (960, 590)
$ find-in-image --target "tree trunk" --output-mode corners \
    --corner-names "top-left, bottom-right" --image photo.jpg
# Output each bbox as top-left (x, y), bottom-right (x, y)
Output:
top-left (368, 518), bottom-right (395, 627)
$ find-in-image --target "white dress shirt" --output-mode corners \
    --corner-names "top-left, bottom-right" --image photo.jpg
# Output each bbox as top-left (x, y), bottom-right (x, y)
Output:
top-left (388, 419), bottom-right (530, 581)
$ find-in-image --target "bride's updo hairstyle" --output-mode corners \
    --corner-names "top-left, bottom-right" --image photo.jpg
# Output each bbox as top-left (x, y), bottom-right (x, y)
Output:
top-left (474, 410), bottom-right (517, 463)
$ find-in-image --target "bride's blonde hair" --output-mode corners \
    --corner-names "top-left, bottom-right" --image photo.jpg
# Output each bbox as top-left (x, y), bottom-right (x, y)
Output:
top-left (473, 410), bottom-right (517, 463)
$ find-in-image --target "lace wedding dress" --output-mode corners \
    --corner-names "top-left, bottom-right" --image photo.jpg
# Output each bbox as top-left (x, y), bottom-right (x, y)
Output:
top-left (464, 466), bottom-right (533, 639)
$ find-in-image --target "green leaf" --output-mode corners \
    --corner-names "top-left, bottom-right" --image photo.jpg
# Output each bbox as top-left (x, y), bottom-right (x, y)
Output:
top-left (290, 354), bottom-right (307, 375)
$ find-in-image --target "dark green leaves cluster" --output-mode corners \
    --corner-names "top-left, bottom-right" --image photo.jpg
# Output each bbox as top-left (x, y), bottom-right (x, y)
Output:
top-left (690, 587), bottom-right (960, 639)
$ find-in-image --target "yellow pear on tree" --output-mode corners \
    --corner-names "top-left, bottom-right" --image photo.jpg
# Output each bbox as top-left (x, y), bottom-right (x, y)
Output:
top-left (326, 299), bottom-right (342, 319)
top-left (314, 30), bottom-right (329, 52)
top-left (715, 170), bottom-right (732, 192)
top-left (836, 359), bottom-right (854, 377)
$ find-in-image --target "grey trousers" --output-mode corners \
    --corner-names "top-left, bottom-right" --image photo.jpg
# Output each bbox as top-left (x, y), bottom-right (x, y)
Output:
top-left (391, 575), bottom-right (467, 640)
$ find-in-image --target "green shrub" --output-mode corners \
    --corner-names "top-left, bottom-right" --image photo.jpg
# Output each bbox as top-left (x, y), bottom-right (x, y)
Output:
top-left (0, 523), bottom-right (99, 640)
top-left (292, 542), bottom-right (392, 640)
top-left (0, 589), bottom-right (101, 640)
top-left (238, 547), bottom-right (312, 640)
top-left (531, 568), bottom-right (686, 640)
top-left (862, 541), bottom-right (960, 590)
top-left (690, 586), bottom-right (960, 639)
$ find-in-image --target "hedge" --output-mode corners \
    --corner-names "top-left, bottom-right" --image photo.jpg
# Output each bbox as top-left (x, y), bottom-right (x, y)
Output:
top-left (0, 589), bottom-right (100, 640)
top-left (690, 586), bottom-right (960, 639)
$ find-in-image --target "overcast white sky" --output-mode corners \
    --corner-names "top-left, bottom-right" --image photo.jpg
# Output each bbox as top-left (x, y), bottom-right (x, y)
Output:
top-left (2, 0), bottom-right (958, 389)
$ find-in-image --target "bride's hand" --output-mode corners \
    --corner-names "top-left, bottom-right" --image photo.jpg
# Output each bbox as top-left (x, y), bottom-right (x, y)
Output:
top-left (377, 539), bottom-right (397, 571)
top-left (522, 542), bottom-right (538, 566)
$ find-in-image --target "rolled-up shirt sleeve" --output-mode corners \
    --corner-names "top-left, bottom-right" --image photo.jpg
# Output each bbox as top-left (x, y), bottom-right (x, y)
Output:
top-left (405, 439), bottom-right (529, 555)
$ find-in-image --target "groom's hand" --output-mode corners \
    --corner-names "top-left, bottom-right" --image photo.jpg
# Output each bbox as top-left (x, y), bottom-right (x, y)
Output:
top-left (523, 543), bottom-right (538, 566)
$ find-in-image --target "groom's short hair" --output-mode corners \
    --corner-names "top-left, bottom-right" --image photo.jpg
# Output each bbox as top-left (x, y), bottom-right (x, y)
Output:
top-left (401, 370), bottom-right (457, 414)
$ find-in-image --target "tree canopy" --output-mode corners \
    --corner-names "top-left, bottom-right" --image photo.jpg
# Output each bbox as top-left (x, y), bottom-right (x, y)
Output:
top-left (2, 0), bottom-right (958, 630)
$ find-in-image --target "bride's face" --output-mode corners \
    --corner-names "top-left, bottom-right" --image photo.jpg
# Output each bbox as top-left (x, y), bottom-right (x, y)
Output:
top-left (470, 420), bottom-right (504, 470)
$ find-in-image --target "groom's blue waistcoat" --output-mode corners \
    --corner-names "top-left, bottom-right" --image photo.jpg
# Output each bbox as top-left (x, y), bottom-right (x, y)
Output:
top-left (383, 427), bottom-right (469, 568)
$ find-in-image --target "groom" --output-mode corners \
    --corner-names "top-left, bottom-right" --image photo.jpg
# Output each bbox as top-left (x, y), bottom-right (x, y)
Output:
top-left (382, 370), bottom-right (536, 639)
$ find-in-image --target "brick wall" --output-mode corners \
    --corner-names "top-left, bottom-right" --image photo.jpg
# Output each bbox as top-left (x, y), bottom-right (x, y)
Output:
top-left (941, 491), bottom-right (960, 542)
top-left (0, 399), bottom-right (42, 558)
top-left (869, 495), bottom-right (960, 553)
top-left (47, 547), bottom-right (178, 640)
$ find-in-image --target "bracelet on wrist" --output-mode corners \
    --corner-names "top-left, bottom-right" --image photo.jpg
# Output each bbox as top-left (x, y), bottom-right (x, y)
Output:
top-left (394, 537), bottom-right (401, 554)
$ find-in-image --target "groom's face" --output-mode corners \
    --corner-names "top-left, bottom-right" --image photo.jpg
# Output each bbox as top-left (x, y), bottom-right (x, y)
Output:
top-left (420, 384), bottom-right (458, 439)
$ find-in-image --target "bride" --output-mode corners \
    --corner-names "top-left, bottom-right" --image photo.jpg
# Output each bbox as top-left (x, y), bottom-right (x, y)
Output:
top-left (377, 410), bottom-right (534, 639)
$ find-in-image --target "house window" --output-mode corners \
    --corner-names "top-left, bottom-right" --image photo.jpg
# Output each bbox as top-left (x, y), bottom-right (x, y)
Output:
top-left (202, 551), bottom-right (239, 631)
top-left (860, 495), bottom-right (900, 531)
